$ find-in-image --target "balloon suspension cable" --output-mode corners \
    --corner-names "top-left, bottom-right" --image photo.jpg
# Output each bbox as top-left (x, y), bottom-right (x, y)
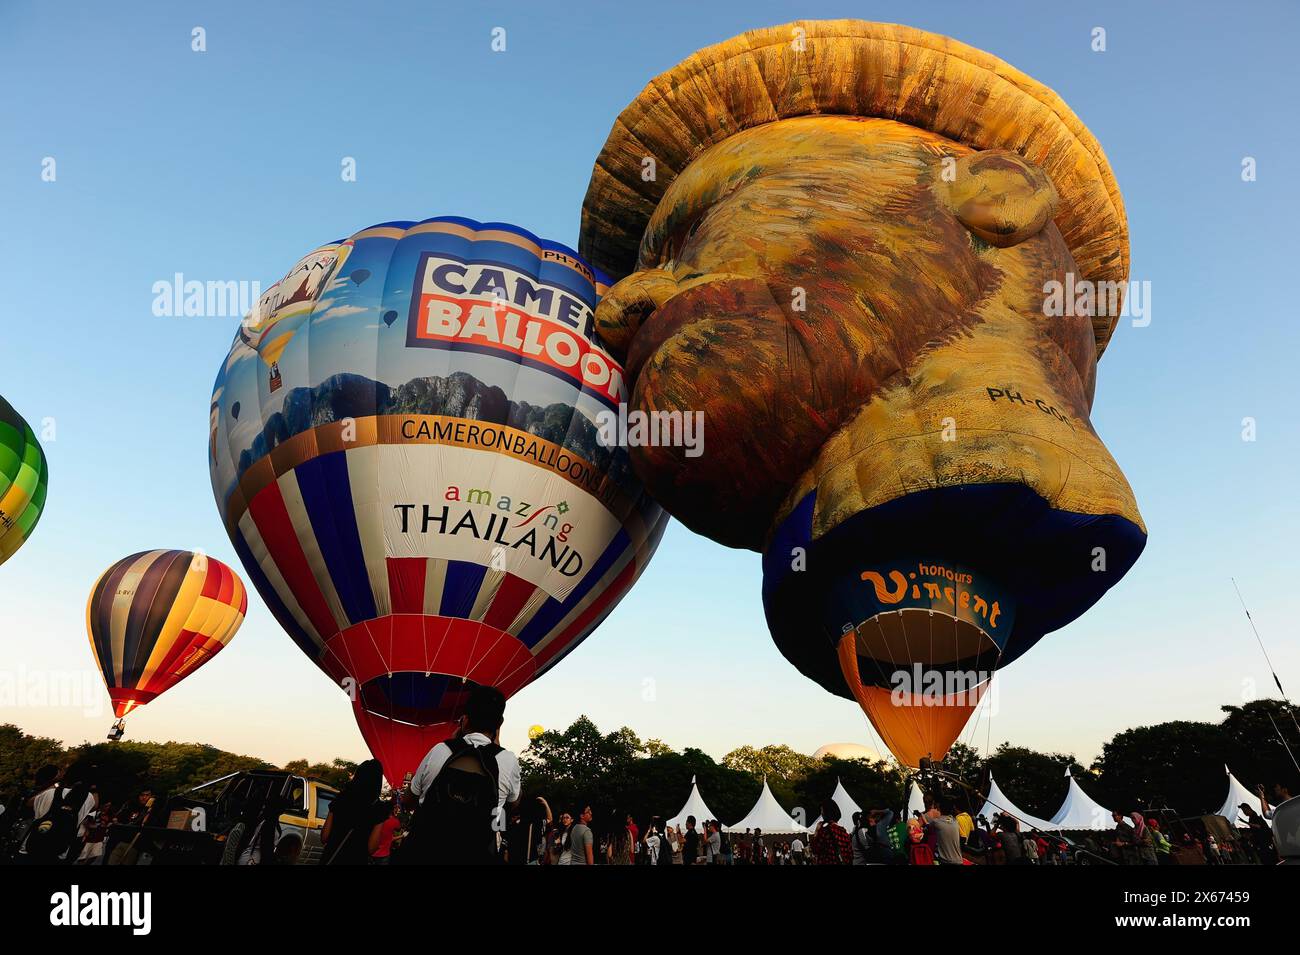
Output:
top-left (1266, 711), bottom-right (1300, 777)
top-left (1231, 577), bottom-right (1300, 771)
top-left (921, 764), bottom-right (1060, 837)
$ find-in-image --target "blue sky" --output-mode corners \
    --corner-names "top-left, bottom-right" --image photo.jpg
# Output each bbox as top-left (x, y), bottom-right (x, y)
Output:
top-left (1, 0), bottom-right (1297, 769)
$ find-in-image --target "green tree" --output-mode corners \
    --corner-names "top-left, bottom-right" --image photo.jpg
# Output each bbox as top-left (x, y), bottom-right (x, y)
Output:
top-left (942, 741), bottom-right (984, 794)
top-left (794, 756), bottom-right (906, 822)
top-left (0, 723), bottom-right (66, 794)
top-left (1218, 699), bottom-right (1300, 796)
top-left (282, 758), bottom-right (356, 789)
top-left (520, 715), bottom-right (646, 815)
top-left (721, 744), bottom-right (814, 781)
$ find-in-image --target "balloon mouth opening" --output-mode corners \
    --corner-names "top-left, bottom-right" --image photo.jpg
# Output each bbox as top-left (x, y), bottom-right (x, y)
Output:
top-left (357, 671), bottom-right (482, 728)
top-left (108, 689), bottom-right (155, 718)
top-left (835, 612), bottom-right (995, 768)
top-left (846, 607), bottom-right (1001, 672)
top-left (835, 610), bottom-right (998, 710)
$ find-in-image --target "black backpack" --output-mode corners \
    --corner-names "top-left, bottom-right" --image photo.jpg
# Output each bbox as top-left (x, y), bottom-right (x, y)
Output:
top-left (655, 830), bottom-right (673, 866)
top-left (409, 737), bottom-right (503, 865)
top-left (25, 787), bottom-right (81, 862)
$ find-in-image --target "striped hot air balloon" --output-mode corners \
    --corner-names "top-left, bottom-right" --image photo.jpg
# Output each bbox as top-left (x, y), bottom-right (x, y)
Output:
top-left (87, 550), bottom-right (248, 720)
top-left (209, 217), bottom-right (667, 784)
top-left (0, 394), bottom-right (49, 566)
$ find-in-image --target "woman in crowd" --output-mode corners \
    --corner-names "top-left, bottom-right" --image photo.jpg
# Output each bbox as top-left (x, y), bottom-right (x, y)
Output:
top-left (321, 759), bottom-right (384, 866)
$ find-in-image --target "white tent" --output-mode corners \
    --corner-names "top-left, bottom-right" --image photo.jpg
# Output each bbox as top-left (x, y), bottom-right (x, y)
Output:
top-left (725, 777), bottom-right (808, 833)
top-left (1049, 768), bottom-right (1116, 831)
top-left (976, 773), bottom-right (1057, 832)
top-left (1215, 765), bottom-right (1265, 828)
top-left (907, 781), bottom-right (927, 818)
top-left (667, 775), bottom-right (720, 830)
top-left (807, 778), bottom-right (864, 829)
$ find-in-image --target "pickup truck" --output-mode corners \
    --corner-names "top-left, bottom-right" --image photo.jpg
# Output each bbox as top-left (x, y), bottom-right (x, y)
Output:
top-left (106, 770), bottom-right (338, 865)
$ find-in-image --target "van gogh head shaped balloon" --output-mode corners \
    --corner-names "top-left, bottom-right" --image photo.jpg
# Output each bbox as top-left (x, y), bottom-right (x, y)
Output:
top-left (579, 21), bottom-right (1146, 764)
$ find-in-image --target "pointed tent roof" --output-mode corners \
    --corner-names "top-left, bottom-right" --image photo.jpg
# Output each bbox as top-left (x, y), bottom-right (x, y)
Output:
top-left (808, 778), bottom-right (864, 829)
top-left (1216, 765), bottom-right (1265, 828)
top-left (1049, 767), bottom-right (1115, 831)
top-left (667, 775), bottom-right (719, 830)
top-left (976, 774), bottom-right (1056, 832)
top-left (725, 778), bottom-right (808, 833)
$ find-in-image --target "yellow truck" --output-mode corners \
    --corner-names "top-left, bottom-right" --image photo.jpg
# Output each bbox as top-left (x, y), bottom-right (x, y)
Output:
top-left (106, 770), bottom-right (339, 865)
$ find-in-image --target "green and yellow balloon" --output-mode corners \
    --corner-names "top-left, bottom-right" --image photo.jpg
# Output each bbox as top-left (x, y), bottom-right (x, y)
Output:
top-left (0, 395), bottom-right (48, 566)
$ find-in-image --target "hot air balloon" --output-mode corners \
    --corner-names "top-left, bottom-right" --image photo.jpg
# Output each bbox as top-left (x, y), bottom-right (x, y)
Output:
top-left (87, 549), bottom-right (247, 734)
top-left (0, 394), bottom-right (49, 567)
top-left (210, 217), bottom-right (667, 784)
top-left (578, 21), bottom-right (1146, 766)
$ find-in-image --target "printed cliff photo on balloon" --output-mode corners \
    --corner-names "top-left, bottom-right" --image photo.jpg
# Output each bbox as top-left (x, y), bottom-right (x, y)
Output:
top-left (0, 0), bottom-right (1296, 930)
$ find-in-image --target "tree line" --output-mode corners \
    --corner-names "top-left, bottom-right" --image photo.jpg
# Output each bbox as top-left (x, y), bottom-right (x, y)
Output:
top-left (2, 698), bottom-right (1295, 819)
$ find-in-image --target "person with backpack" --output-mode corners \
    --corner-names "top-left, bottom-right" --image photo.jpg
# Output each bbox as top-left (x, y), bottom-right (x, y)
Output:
top-left (405, 684), bottom-right (521, 865)
top-left (21, 767), bottom-right (96, 865)
top-left (5, 765), bottom-right (55, 862)
top-left (868, 808), bottom-right (896, 864)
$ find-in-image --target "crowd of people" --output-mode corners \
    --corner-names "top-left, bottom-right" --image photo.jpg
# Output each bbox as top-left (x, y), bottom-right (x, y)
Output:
top-left (1, 687), bottom-right (1292, 866)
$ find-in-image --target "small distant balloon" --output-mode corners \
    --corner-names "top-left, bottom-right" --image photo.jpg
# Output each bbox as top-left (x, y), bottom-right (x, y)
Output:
top-left (87, 549), bottom-right (247, 718)
top-left (350, 268), bottom-right (371, 286)
top-left (230, 401), bottom-right (240, 420)
top-left (528, 724), bottom-right (544, 740)
top-left (382, 310), bottom-right (398, 327)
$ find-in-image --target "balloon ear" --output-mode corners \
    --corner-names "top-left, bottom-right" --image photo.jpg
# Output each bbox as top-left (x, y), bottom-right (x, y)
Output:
top-left (939, 150), bottom-right (1058, 247)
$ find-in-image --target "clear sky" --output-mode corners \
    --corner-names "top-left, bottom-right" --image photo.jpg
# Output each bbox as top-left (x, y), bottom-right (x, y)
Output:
top-left (2, 0), bottom-right (1297, 770)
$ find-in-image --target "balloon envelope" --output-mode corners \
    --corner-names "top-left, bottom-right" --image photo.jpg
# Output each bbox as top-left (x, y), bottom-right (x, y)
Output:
top-left (210, 217), bottom-right (666, 783)
top-left (87, 549), bottom-right (247, 717)
top-left (0, 394), bottom-right (49, 567)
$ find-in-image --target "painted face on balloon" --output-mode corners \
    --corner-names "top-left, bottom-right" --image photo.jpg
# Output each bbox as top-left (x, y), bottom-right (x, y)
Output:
top-left (596, 115), bottom-right (1135, 550)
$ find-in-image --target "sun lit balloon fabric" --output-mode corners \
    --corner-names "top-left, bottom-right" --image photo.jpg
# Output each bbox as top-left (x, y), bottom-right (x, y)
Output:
top-left (0, 394), bottom-right (49, 566)
top-left (87, 550), bottom-right (247, 717)
top-left (579, 21), bottom-right (1147, 767)
top-left (209, 217), bottom-right (667, 783)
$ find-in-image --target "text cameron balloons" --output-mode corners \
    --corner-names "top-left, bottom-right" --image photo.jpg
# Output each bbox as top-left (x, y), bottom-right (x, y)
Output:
top-left (209, 217), bottom-right (667, 783)
top-left (87, 550), bottom-right (247, 718)
top-left (0, 394), bottom-right (49, 567)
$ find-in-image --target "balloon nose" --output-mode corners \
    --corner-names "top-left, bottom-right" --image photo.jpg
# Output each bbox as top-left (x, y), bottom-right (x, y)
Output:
top-left (593, 267), bottom-right (680, 358)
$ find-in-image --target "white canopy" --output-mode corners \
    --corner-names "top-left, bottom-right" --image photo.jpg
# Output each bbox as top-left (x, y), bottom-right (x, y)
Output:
top-left (976, 773), bottom-right (1057, 832)
top-left (1049, 768), bottom-right (1116, 831)
top-left (725, 778), bottom-right (808, 833)
top-left (1216, 765), bottom-right (1264, 828)
top-left (808, 778), bottom-right (864, 829)
top-left (907, 781), bottom-right (927, 819)
top-left (667, 775), bottom-right (719, 830)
